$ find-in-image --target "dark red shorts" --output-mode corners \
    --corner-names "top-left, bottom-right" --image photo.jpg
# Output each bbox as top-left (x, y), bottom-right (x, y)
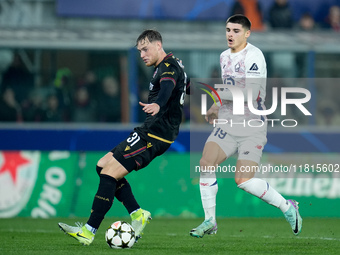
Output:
top-left (111, 130), bottom-right (171, 172)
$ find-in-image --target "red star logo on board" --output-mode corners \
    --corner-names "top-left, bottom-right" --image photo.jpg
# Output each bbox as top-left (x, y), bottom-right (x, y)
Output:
top-left (0, 151), bottom-right (30, 184)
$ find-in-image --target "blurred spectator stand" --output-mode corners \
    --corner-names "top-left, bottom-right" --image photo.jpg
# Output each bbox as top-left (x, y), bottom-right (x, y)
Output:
top-left (268, 0), bottom-right (294, 29)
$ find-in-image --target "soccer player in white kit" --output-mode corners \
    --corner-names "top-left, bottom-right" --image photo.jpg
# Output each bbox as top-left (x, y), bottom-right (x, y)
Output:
top-left (190, 14), bottom-right (302, 238)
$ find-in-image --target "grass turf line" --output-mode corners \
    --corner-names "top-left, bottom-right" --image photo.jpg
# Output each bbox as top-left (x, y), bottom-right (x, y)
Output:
top-left (0, 217), bottom-right (339, 255)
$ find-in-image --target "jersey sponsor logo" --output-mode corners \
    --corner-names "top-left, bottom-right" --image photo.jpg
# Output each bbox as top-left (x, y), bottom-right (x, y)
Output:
top-left (147, 142), bottom-right (152, 148)
top-left (164, 62), bottom-right (170, 67)
top-left (249, 63), bottom-right (259, 71)
top-left (161, 71), bottom-right (175, 76)
top-left (149, 82), bottom-right (154, 90)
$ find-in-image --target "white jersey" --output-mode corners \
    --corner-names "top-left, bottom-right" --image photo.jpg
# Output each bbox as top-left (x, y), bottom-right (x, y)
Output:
top-left (218, 42), bottom-right (267, 136)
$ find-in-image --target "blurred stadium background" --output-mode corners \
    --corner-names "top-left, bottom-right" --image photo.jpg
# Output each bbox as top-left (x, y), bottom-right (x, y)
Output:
top-left (0, 0), bottom-right (339, 220)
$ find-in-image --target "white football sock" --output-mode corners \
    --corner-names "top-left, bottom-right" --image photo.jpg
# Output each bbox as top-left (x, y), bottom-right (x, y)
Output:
top-left (85, 223), bottom-right (97, 234)
top-left (200, 171), bottom-right (218, 221)
top-left (237, 178), bottom-right (290, 213)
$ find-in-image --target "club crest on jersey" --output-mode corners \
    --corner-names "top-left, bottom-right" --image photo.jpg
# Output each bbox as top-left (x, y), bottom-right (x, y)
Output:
top-left (235, 62), bottom-right (240, 72)
top-left (149, 82), bottom-right (154, 90)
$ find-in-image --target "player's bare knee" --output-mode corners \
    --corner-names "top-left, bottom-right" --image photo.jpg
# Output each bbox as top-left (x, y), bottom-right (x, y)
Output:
top-left (235, 178), bottom-right (242, 186)
top-left (235, 177), bottom-right (250, 186)
top-left (97, 158), bottom-right (105, 168)
top-left (97, 152), bottom-right (114, 168)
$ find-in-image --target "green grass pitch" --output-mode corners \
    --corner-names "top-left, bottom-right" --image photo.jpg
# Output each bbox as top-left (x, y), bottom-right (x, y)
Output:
top-left (1, 217), bottom-right (340, 255)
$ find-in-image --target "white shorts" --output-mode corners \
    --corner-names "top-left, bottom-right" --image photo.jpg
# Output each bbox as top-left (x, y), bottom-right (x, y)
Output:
top-left (206, 127), bottom-right (267, 164)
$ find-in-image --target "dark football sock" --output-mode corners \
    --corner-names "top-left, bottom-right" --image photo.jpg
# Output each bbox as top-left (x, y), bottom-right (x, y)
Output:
top-left (115, 178), bottom-right (140, 214)
top-left (87, 174), bottom-right (117, 229)
top-left (94, 166), bottom-right (139, 214)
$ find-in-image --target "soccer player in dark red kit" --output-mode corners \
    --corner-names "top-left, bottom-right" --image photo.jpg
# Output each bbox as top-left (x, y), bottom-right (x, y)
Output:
top-left (59, 29), bottom-right (190, 245)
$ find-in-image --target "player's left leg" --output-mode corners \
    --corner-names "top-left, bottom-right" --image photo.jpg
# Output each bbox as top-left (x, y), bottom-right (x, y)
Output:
top-left (130, 209), bottom-right (152, 241)
top-left (190, 130), bottom-right (239, 238)
top-left (235, 160), bottom-right (302, 235)
top-left (190, 140), bottom-right (229, 238)
top-left (114, 177), bottom-right (152, 240)
top-left (85, 152), bottom-right (129, 231)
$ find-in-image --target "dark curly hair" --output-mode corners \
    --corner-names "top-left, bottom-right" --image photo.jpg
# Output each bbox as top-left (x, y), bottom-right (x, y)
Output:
top-left (227, 14), bottom-right (251, 30)
top-left (136, 29), bottom-right (162, 46)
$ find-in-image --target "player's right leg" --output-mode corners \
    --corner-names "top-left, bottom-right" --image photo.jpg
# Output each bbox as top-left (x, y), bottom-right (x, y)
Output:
top-left (112, 132), bottom-right (170, 241)
top-left (190, 217), bottom-right (218, 238)
top-left (58, 222), bottom-right (95, 246)
top-left (190, 140), bottom-right (228, 238)
top-left (236, 161), bottom-right (303, 235)
top-left (284, 199), bottom-right (302, 235)
top-left (58, 152), bottom-right (129, 245)
top-left (113, 131), bottom-right (168, 241)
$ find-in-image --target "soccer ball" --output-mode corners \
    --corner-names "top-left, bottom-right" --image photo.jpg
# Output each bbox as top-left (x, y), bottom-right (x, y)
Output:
top-left (105, 221), bottom-right (135, 249)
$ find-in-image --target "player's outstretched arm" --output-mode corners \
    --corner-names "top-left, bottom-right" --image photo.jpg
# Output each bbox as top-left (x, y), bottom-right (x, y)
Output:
top-left (139, 102), bottom-right (160, 116)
